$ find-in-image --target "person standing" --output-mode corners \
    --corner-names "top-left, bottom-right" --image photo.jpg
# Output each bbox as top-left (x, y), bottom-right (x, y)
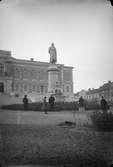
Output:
top-left (49, 95), bottom-right (55, 111)
top-left (100, 96), bottom-right (108, 113)
top-left (78, 96), bottom-right (85, 112)
top-left (23, 95), bottom-right (28, 111)
top-left (42, 96), bottom-right (48, 114)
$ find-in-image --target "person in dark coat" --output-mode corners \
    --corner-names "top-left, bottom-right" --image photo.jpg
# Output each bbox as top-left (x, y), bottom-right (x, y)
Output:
top-left (42, 96), bottom-right (48, 114)
top-left (23, 95), bottom-right (28, 111)
top-left (100, 96), bottom-right (108, 113)
top-left (49, 95), bottom-right (55, 111)
top-left (78, 96), bottom-right (85, 112)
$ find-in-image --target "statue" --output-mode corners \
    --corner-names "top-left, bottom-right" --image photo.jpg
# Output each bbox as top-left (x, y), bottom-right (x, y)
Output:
top-left (48, 43), bottom-right (57, 64)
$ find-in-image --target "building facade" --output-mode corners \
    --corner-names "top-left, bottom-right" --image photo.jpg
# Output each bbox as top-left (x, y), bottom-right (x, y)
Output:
top-left (0, 50), bottom-right (74, 102)
top-left (86, 81), bottom-right (113, 102)
top-left (74, 81), bottom-right (113, 103)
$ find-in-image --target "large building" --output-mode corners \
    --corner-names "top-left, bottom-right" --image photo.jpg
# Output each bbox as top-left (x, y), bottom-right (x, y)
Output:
top-left (0, 50), bottom-right (74, 102)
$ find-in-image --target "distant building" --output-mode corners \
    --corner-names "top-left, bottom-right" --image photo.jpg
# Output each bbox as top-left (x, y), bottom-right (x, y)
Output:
top-left (74, 90), bottom-right (87, 101)
top-left (74, 92), bottom-right (79, 102)
top-left (74, 81), bottom-right (113, 102)
top-left (86, 88), bottom-right (100, 102)
top-left (0, 50), bottom-right (74, 102)
top-left (86, 81), bottom-right (113, 102)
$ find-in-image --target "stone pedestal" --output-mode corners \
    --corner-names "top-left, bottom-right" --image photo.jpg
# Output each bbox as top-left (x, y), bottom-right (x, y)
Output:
top-left (53, 93), bottom-right (65, 102)
top-left (47, 64), bottom-right (65, 102)
top-left (48, 64), bottom-right (59, 93)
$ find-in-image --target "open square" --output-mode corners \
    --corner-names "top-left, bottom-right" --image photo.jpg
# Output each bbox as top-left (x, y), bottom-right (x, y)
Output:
top-left (0, 110), bottom-right (113, 166)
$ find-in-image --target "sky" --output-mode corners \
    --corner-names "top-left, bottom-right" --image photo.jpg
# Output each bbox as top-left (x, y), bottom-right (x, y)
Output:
top-left (0, 0), bottom-right (113, 92)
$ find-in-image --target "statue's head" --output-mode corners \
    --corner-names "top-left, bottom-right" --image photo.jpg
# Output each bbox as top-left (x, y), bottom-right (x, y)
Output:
top-left (51, 43), bottom-right (54, 47)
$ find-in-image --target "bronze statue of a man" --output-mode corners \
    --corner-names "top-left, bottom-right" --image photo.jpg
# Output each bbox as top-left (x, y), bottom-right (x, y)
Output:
top-left (48, 43), bottom-right (57, 64)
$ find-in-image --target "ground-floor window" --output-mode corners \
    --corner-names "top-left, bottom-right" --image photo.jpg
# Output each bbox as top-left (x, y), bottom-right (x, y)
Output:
top-left (0, 82), bottom-right (4, 93)
top-left (40, 85), bottom-right (44, 93)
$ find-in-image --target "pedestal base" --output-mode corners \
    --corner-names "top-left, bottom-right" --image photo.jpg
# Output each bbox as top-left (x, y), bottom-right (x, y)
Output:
top-left (53, 93), bottom-right (65, 102)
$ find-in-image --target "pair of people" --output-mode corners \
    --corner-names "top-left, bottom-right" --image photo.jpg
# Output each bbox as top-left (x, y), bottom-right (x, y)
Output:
top-left (42, 95), bottom-right (55, 114)
top-left (22, 94), bottom-right (55, 113)
top-left (77, 96), bottom-right (109, 112)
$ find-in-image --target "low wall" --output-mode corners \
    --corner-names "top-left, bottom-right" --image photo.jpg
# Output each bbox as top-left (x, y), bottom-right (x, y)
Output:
top-left (0, 93), bottom-right (22, 106)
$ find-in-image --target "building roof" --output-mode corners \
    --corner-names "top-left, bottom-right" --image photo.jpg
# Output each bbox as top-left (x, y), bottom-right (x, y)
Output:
top-left (0, 50), bottom-right (73, 69)
top-left (0, 50), bottom-right (11, 57)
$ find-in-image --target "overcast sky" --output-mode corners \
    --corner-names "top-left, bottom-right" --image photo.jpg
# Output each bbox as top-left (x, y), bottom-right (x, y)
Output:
top-left (0, 0), bottom-right (113, 92)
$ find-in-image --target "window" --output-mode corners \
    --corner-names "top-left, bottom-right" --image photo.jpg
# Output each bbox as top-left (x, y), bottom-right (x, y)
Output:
top-left (0, 82), bottom-right (4, 92)
top-left (63, 70), bottom-right (71, 81)
top-left (71, 85), bottom-right (73, 92)
top-left (0, 63), bottom-right (4, 76)
top-left (32, 71), bottom-right (37, 80)
top-left (15, 69), bottom-right (20, 78)
top-left (37, 86), bottom-right (40, 93)
top-left (33, 85), bottom-right (36, 92)
top-left (45, 86), bottom-right (47, 93)
top-left (29, 84), bottom-right (32, 93)
top-left (15, 84), bottom-right (19, 91)
top-left (24, 84), bottom-right (27, 91)
top-left (23, 69), bottom-right (28, 79)
top-left (66, 85), bottom-right (69, 92)
top-left (40, 86), bottom-right (44, 93)
top-left (20, 83), bottom-right (23, 92)
top-left (38, 71), bottom-right (46, 80)
top-left (63, 85), bottom-right (65, 92)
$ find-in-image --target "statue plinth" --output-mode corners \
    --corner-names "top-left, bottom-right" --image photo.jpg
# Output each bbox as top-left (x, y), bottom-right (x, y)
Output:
top-left (47, 63), bottom-right (65, 102)
top-left (47, 64), bottom-right (59, 94)
top-left (53, 93), bottom-right (65, 102)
